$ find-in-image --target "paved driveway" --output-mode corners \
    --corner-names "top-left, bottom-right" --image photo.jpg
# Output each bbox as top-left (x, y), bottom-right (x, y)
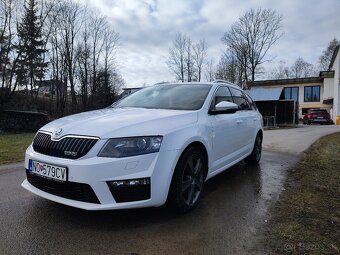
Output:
top-left (263, 125), bottom-right (340, 154)
top-left (0, 125), bottom-right (339, 254)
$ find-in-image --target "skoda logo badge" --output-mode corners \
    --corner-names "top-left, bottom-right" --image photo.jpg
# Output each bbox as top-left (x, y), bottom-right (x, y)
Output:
top-left (54, 128), bottom-right (63, 137)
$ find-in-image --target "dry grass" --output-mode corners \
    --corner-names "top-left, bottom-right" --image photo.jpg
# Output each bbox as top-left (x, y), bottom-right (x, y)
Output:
top-left (265, 132), bottom-right (340, 254)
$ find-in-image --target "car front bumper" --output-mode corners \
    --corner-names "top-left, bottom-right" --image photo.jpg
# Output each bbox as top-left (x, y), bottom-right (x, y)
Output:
top-left (22, 145), bottom-right (179, 210)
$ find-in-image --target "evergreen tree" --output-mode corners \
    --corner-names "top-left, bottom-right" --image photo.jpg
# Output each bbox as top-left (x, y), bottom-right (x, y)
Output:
top-left (16, 0), bottom-right (47, 100)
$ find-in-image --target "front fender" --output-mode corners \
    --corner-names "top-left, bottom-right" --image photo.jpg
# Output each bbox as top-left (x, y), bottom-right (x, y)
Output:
top-left (161, 123), bottom-right (212, 168)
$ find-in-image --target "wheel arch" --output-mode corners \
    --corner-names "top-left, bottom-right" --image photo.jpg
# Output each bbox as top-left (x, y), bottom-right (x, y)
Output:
top-left (165, 140), bottom-right (209, 208)
top-left (257, 129), bottom-right (263, 140)
top-left (166, 140), bottom-right (209, 190)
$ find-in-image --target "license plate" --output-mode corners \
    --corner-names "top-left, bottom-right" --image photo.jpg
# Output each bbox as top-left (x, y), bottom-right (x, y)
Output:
top-left (317, 117), bottom-right (324, 119)
top-left (28, 159), bottom-right (67, 182)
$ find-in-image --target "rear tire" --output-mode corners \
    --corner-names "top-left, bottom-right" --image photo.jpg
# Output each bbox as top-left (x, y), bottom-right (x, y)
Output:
top-left (168, 147), bottom-right (207, 213)
top-left (245, 133), bottom-right (262, 165)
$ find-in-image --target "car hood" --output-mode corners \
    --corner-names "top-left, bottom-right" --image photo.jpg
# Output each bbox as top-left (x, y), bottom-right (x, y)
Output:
top-left (40, 107), bottom-right (198, 139)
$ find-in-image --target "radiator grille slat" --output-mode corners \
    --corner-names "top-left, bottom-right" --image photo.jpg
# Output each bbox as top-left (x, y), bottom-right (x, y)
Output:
top-left (32, 132), bottom-right (98, 159)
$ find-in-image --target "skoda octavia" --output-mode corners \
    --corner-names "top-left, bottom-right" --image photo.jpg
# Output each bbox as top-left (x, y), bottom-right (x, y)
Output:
top-left (22, 81), bottom-right (263, 213)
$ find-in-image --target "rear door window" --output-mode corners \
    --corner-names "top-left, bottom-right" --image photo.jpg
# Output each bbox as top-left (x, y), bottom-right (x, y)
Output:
top-left (244, 93), bottom-right (258, 111)
top-left (229, 87), bottom-right (251, 110)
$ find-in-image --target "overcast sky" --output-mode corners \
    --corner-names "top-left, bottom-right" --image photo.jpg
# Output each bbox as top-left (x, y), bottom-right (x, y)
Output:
top-left (81, 0), bottom-right (340, 88)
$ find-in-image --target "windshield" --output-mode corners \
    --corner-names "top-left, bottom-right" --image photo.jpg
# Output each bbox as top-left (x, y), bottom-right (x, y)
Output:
top-left (115, 84), bottom-right (212, 110)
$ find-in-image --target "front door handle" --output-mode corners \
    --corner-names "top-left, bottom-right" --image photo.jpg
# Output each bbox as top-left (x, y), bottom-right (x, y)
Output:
top-left (236, 120), bottom-right (243, 124)
top-left (253, 118), bottom-right (257, 121)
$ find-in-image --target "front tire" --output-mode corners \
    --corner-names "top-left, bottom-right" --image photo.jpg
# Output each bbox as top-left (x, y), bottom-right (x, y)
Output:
top-left (245, 132), bottom-right (262, 165)
top-left (168, 147), bottom-right (207, 213)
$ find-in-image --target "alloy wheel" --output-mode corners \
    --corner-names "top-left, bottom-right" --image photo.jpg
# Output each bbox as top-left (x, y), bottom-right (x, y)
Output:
top-left (181, 154), bottom-right (205, 206)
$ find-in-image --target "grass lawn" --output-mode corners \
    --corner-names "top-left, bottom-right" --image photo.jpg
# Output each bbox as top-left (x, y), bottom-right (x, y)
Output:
top-left (0, 133), bottom-right (35, 164)
top-left (265, 132), bottom-right (340, 254)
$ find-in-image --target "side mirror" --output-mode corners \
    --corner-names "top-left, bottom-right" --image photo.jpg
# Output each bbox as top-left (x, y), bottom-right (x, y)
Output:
top-left (210, 101), bottom-right (238, 115)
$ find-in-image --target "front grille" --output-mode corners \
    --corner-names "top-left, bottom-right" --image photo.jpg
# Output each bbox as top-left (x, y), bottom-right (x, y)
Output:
top-left (32, 132), bottom-right (98, 159)
top-left (26, 170), bottom-right (100, 204)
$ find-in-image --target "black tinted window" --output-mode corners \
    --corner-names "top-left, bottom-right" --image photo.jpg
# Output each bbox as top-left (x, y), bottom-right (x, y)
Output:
top-left (229, 87), bottom-right (250, 110)
top-left (244, 93), bottom-right (257, 110)
top-left (304, 86), bottom-right (320, 102)
top-left (213, 86), bottom-right (233, 108)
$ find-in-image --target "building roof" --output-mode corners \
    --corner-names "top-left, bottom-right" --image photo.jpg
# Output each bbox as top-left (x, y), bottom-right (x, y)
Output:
top-left (329, 45), bottom-right (340, 70)
top-left (247, 87), bottom-right (283, 101)
top-left (319, 70), bottom-right (335, 78)
top-left (248, 77), bottom-right (322, 87)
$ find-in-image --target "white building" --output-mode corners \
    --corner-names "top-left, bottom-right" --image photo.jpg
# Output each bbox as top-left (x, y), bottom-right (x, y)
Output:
top-left (248, 45), bottom-right (340, 124)
top-left (328, 45), bottom-right (340, 124)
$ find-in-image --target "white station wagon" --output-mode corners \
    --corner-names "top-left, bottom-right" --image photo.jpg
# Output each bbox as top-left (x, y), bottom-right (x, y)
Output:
top-left (22, 81), bottom-right (263, 213)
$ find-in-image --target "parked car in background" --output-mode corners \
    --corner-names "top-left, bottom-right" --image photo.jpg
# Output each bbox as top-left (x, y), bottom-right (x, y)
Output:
top-left (22, 81), bottom-right (263, 213)
top-left (303, 109), bottom-right (331, 125)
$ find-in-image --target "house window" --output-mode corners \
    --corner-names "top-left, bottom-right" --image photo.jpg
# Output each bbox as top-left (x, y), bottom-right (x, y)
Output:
top-left (304, 86), bottom-right (320, 102)
top-left (283, 87), bottom-right (299, 102)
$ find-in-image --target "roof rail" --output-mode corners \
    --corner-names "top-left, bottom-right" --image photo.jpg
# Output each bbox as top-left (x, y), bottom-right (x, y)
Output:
top-left (154, 81), bottom-right (170, 85)
top-left (213, 79), bottom-right (233, 84)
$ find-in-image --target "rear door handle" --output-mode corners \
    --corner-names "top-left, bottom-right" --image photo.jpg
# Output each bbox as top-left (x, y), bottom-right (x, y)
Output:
top-left (253, 118), bottom-right (257, 121)
top-left (236, 120), bottom-right (243, 124)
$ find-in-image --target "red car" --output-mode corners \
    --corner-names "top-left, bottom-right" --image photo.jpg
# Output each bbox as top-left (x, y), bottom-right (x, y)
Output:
top-left (303, 109), bottom-right (331, 125)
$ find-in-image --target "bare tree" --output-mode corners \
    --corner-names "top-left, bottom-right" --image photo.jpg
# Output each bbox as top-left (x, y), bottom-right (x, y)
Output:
top-left (101, 28), bottom-right (119, 94)
top-left (205, 58), bottom-right (215, 82)
top-left (46, 1), bottom-right (68, 115)
top-left (192, 39), bottom-right (207, 82)
top-left (88, 14), bottom-right (106, 105)
top-left (75, 9), bottom-right (119, 110)
top-left (1, 0), bottom-right (123, 115)
top-left (167, 32), bottom-right (187, 82)
top-left (167, 33), bottom-right (208, 82)
top-left (269, 60), bottom-right (291, 79)
top-left (222, 8), bottom-right (283, 82)
top-left (290, 57), bottom-right (316, 78)
top-left (215, 51), bottom-right (239, 85)
top-left (0, 0), bottom-right (21, 104)
top-left (76, 20), bottom-right (90, 109)
top-left (53, 1), bottom-right (82, 111)
top-left (185, 36), bottom-right (194, 82)
top-left (319, 38), bottom-right (339, 70)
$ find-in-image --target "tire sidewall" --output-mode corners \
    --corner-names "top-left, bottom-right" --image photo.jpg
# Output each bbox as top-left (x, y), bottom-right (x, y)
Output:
top-left (169, 147), bottom-right (207, 213)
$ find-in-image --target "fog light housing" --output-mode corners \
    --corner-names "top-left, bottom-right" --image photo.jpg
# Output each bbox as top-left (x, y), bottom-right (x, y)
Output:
top-left (107, 178), bottom-right (151, 203)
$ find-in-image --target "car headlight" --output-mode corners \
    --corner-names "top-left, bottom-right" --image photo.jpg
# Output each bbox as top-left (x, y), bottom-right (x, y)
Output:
top-left (98, 136), bottom-right (163, 158)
